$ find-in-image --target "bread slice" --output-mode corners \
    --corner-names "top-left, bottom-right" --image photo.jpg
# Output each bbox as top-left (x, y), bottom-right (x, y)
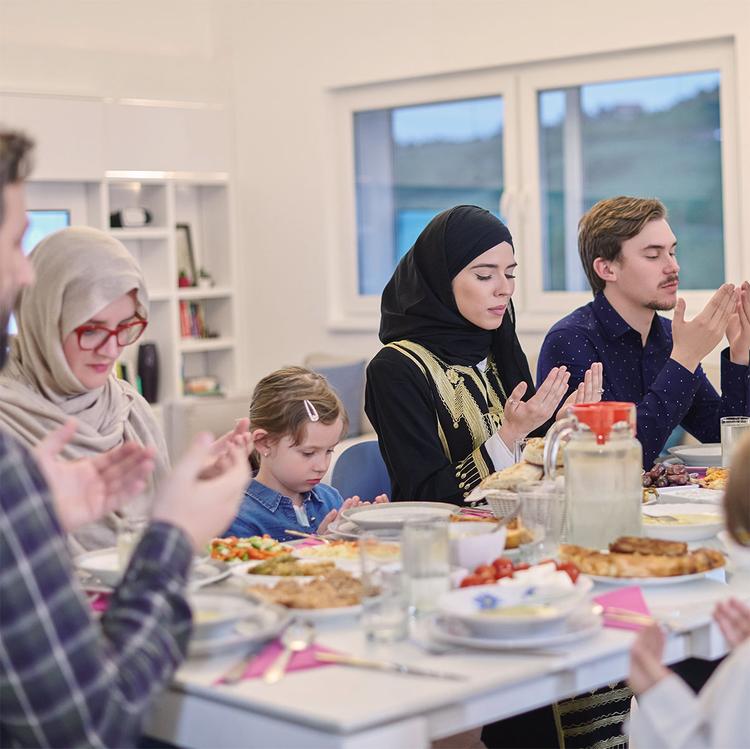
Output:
top-left (480, 462), bottom-right (543, 491)
top-left (522, 437), bottom-right (564, 467)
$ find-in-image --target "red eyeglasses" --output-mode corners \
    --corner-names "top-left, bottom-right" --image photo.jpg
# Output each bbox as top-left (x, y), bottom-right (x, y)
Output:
top-left (73, 319), bottom-right (148, 351)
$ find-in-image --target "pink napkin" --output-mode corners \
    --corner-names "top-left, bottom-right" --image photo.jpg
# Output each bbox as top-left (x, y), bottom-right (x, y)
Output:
top-left (214, 638), bottom-right (340, 684)
top-left (594, 586), bottom-right (650, 631)
top-left (89, 593), bottom-right (111, 613)
top-left (294, 538), bottom-right (326, 548)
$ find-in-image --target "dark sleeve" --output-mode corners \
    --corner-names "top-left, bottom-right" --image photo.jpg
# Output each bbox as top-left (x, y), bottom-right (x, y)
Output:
top-left (680, 348), bottom-right (750, 443)
top-left (538, 328), bottom-right (704, 467)
top-left (0, 434), bottom-right (192, 748)
top-left (365, 349), bottom-right (493, 502)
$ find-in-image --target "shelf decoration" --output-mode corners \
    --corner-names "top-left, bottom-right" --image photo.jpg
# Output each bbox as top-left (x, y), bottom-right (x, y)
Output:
top-left (176, 222), bottom-right (197, 286)
top-left (179, 300), bottom-right (219, 339)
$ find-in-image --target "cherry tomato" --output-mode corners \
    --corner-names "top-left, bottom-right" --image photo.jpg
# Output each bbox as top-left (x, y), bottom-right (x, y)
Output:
top-left (460, 574), bottom-right (484, 588)
top-left (558, 562), bottom-right (580, 583)
top-left (475, 564), bottom-right (496, 581)
top-left (513, 563), bottom-right (530, 571)
top-left (492, 558), bottom-right (514, 576)
top-left (495, 568), bottom-right (514, 579)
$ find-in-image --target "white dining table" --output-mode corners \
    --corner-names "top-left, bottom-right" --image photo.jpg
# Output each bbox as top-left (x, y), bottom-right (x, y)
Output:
top-left (144, 566), bottom-right (750, 749)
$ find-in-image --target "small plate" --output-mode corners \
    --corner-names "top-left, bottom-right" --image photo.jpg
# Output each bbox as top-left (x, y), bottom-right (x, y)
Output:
top-left (655, 485), bottom-right (724, 504)
top-left (642, 504), bottom-right (723, 542)
top-left (428, 606), bottom-right (602, 650)
top-left (76, 548), bottom-right (230, 589)
top-left (189, 591), bottom-right (266, 638)
top-left (667, 443), bottom-right (722, 467)
top-left (340, 501), bottom-right (460, 530)
top-left (188, 604), bottom-right (289, 658)
top-left (231, 557), bottom-right (357, 585)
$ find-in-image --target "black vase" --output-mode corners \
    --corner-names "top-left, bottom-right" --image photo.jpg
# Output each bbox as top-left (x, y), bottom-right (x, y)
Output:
top-left (137, 343), bottom-right (159, 404)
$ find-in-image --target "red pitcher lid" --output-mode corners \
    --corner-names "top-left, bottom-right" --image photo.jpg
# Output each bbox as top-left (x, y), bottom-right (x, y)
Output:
top-left (570, 402), bottom-right (636, 444)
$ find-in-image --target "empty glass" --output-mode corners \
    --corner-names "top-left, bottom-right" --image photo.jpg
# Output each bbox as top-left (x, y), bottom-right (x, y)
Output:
top-left (359, 530), bottom-right (408, 643)
top-left (517, 481), bottom-right (566, 562)
top-left (116, 494), bottom-right (151, 571)
top-left (401, 515), bottom-right (450, 615)
top-left (721, 416), bottom-right (750, 467)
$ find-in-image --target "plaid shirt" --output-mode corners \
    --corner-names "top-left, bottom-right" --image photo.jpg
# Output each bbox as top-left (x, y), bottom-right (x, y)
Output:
top-left (0, 431), bottom-right (193, 748)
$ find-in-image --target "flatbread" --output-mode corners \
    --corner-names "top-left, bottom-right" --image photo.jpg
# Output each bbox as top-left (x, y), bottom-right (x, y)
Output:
top-left (480, 462), bottom-right (543, 491)
top-left (522, 437), bottom-right (564, 468)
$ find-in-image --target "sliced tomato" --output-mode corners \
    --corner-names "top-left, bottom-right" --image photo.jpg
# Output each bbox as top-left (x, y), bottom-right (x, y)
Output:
top-left (459, 575), bottom-right (484, 588)
top-left (492, 558), bottom-right (514, 576)
top-left (474, 564), bottom-right (496, 581)
top-left (558, 562), bottom-right (580, 583)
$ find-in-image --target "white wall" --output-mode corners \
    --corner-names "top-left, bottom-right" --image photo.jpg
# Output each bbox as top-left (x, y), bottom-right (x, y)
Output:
top-left (2, 0), bottom-right (749, 389)
top-left (220, 0), bottom-right (750, 386)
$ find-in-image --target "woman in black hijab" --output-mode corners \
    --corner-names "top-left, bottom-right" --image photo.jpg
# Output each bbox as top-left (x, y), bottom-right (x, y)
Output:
top-left (366, 205), bottom-right (597, 503)
top-left (366, 207), bottom-right (618, 749)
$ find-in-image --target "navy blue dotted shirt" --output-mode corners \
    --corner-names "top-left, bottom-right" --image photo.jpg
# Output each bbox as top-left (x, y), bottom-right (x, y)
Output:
top-left (537, 292), bottom-right (750, 467)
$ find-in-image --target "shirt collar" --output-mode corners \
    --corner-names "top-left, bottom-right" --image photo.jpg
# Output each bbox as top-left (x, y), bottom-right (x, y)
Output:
top-left (246, 479), bottom-right (322, 512)
top-left (591, 292), bottom-right (633, 339)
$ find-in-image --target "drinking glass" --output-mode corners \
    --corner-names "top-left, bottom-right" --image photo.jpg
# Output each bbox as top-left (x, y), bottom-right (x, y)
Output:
top-left (116, 495), bottom-right (151, 571)
top-left (513, 437), bottom-right (530, 464)
top-left (517, 481), bottom-right (566, 562)
top-left (401, 515), bottom-right (450, 615)
top-left (721, 416), bottom-right (750, 467)
top-left (359, 530), bottom-right (408, 643)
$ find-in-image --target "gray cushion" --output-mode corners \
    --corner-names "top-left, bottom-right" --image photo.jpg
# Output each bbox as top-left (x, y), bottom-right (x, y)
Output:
top-left (311, 359), bottom-right (366, 438)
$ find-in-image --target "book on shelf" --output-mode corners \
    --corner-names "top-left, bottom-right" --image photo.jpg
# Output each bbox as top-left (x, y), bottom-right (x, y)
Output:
top-left (179, 300), bottom-right (209, 339)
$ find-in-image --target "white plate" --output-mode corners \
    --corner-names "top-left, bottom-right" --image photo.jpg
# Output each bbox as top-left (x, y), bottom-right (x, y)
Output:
top-left (76, 548), bottom-right (230, 589)
top-left (667, 443), bottom-right (722, 467)
top-left (642, 504), bottom-right (724, 542)
top-left (231, 557), bottom-right (359, 585)
top-left (188, 604), bottom-right (289, 658)
top-left (428, 606), bottom-right (602, 650)
top-left (283, 604), bottom-right (362, 621)
top-left (587, 569), bottom-right (720, 586)
top-left (189, 592), bottom-right (266, 638)
top-left (341, 501), bottom-right (460, 530)
top-left (656, 486), bottom-right (724, 504)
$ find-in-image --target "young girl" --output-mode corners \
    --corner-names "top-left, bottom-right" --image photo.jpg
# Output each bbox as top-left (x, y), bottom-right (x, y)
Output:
top-left (226, 366), bottom-right (387, 541)
top-left (628, 431), bottom-right (750, 748)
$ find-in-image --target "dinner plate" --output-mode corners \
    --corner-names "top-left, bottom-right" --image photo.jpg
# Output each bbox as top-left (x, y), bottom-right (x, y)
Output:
top-left (327, 519), bottom-right (401, 541)
top-left (428, 606), bottom-right (602, 650)
top-left (587, 569), bottom-right (720, 586)
top-left (655, 485), bottom-right (724, 504)
top-left (340, 501), bottom-right (460, 530)
top-left (188, 603), bottom-right (289, 658)
top-left (667, 443), bottom-right (722, 467)
top-left (642, 504), bottom-right (724, 542)
top-left (76, 548), bottom-right (230, 589)
top-left (231, 557), bottom-right (358, 585)
top-left (189, 591), bottom-right (267, 638)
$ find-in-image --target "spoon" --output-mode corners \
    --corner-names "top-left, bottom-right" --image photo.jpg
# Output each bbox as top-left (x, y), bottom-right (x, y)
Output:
top-left (263, 620), bottom-right (315, 684)
top-left (284, 529), bottom-right (331, 544)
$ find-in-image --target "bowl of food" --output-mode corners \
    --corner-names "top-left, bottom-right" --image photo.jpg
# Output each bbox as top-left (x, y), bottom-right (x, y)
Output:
top-left (437, 563), bottom-right (591, 638)
top-left (642, 504), bottom-right (724, 542)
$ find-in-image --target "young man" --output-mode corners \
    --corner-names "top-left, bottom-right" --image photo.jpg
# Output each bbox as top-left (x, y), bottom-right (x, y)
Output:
top-left (0, 129), bottom-right (250, 747)
top-left (537, 196), bottom-right (750, 467)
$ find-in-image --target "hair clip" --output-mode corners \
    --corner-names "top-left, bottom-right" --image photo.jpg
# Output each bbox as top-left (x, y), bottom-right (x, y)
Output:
top-left (303, 399), bottom-right (320, 422)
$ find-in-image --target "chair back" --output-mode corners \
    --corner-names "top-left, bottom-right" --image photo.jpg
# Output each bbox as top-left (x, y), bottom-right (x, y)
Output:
top-left (330, 440), bottom-right (391, 501)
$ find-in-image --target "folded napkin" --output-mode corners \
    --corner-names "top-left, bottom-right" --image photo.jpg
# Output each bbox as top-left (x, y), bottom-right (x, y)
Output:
top-left (214, 638), bottom-right (340, 684)
top-left (594, 586), bottom-right (650, 631)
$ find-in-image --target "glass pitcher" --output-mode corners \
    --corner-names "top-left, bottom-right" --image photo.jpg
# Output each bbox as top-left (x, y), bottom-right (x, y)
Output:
top-left (544, 402), bottom-right (642, 549)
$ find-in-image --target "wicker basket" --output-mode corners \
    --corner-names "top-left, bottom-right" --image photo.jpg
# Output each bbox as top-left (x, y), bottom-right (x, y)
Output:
top-left (483, 490), bottom-right (521, 524)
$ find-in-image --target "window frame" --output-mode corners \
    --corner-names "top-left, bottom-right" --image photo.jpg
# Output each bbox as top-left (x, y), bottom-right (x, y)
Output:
top-left (327, 39), bottom-right (742, 335)
top-left (327, 69), bottom-right (518, 330)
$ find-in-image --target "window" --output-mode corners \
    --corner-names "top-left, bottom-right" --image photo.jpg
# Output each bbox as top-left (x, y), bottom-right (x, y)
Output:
top-left (354, 96), bottom-right (505, 295)
top-left (332, 40), bottom-right (740, 330)
top-left (539, 71), bottom-right (723, 291)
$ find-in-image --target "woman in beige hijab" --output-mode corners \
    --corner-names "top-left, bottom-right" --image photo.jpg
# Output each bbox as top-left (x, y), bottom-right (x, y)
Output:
top-left (0, 226), bottom-right (169, 552)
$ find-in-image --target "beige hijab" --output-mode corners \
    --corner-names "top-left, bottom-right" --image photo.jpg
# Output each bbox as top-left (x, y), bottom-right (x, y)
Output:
top-left (0, 227), bottom-right (170, 552)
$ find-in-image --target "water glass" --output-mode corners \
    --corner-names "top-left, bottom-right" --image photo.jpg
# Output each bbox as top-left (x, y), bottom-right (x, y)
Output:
top-left (721, 416), bottom-right (750, 467)
top-left (359, 531), bottom-right (409, 643)
top-left (513, 437), bottom-right (530, 464)
top-left (401, 515), bottom-right (450, 615)
top-left (116, 495), bottom-right (151, 571)
top-left (517, 481), bottom-right (565, 562)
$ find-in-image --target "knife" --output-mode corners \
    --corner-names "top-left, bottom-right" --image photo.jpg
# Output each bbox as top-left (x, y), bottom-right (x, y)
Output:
top-left (314, 652), bottom-right (467, 680)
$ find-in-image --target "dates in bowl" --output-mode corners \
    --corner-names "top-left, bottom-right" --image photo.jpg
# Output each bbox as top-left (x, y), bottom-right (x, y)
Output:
top-left (642, 462), bottom-right (696, 488)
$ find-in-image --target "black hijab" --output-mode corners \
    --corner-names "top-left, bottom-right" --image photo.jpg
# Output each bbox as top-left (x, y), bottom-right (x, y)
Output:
top-left (379, 205), bottom-right (536, 400)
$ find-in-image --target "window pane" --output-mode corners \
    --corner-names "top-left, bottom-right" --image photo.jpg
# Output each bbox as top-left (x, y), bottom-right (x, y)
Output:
top-left (539, 71), bottom-right (724, 291)
top-left (354, 96), bottom-right (504, 295)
